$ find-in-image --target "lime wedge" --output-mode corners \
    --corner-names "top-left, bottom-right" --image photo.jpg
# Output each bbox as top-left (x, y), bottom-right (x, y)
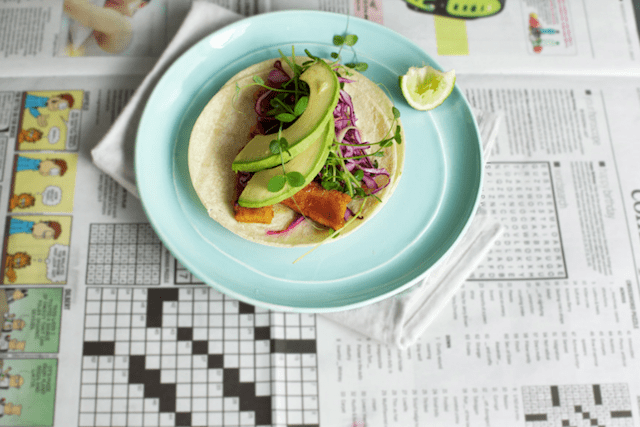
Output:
top-left (399, 66), bottom-right (456, 111)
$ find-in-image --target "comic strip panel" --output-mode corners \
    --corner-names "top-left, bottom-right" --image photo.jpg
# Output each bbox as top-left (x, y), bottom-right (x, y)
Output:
top-left (0, 358), bottom-right (57, 426)
top-left (17, 90), bottom-right (83, 151)
top-left (2, 216), bottom-right (71, 285)
top-left (0, 287), bottom-right (62, 353)
top-left (8, 153), bottom-right (78, 214)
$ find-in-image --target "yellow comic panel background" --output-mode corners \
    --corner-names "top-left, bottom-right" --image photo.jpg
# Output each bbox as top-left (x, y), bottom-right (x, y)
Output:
top-left (18, 90), bottom-right (84, 151)
top-left (10, 153), bottom-right (78, 213)
top-left (3, 216), bottom-right (72, 285)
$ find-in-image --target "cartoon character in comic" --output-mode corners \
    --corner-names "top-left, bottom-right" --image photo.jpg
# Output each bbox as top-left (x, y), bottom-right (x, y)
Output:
top-left (4, 252), bottom-right (31, 283)
top-left (8, 193), bottom-right (36, 211)
top-left (9, 289), bottom-right (26, 302)
top-left (0, 336), bottom-right (9, 353)
top-left (17, 128), bottom-right (43, 144)
top-left (0, 370), bottom-right (24, 387)
top-left (63, 0), bottom-right (152, 55)
top-left (0, 337), bottom-right (25, 353)
top-left (8, 340), bottom-right (25, 352)
top-left (0, 361), bottom-right (24, 389)
top-left (24, 93), bottom-right (75, 127)
top-left (0, 289), bottom-right (27, 318)
top-left (9, 218), bottom-right (62, 240)
top-left (2, 314), bottom-right (25, 333)
top-left (4, 289), bottom-right (27, 305)
top-left (16, 156), bottom-right (68, 177)
top-left (0, 362), bottom-right (9, 379)
top-left (0, 399), bottom-right (22, 418)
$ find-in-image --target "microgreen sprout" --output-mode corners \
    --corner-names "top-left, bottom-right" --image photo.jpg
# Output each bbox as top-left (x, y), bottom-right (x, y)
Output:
top-left (233, 46), bottom-right (315, 116)
top-left (267, 127), bottom-right (305, 193)
top-left (331, 32), bottom-right (367, 71)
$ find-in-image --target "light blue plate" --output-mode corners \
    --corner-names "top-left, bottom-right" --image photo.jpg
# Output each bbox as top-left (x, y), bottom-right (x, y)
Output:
top-left (135, 11), bottom-right (482, 312)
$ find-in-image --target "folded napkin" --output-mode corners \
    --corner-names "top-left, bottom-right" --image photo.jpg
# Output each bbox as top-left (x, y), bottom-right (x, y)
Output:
top-left (91, 1), bottom-right (243, 196)
top-left (91, 1), bottom-right (503, 349)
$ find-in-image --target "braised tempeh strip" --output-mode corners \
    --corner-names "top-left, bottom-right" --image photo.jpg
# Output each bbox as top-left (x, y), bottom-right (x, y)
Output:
top-left (281, 181), bottom-right (352, 230)
top-left (233, 204), bottom-right (274, 224)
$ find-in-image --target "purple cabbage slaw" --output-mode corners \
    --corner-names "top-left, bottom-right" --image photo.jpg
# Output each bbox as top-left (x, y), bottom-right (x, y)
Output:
top-left (332, 74), bottom-right (391, 196)
top-left (247, 60), bottom-right (393, 234)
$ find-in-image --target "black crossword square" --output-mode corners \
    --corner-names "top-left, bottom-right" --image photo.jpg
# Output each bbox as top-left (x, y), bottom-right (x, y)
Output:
top-left (254, 326), bottom-right (270, 340)
top-left (208, 354), bottom-right (223, 369)
top-left (191, 340), bottom-right (208, 354)
top-left (177, 327), bottom-right (192, 341)
top-left (175, 412), bottom-right (191, 427)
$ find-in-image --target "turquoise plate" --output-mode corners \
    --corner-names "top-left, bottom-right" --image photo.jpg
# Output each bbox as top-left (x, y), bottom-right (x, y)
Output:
top-left (135, 11), bottom-right (482, 312)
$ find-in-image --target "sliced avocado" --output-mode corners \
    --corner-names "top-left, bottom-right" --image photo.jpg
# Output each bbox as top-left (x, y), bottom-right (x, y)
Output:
top-left (237, 119), bottom-right (334, 208)
top-left (232, 60), bottom-right (339, 173)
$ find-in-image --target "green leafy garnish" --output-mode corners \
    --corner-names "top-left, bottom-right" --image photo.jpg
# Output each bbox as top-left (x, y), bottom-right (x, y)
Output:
top-left (286, 171), bottom-right (305, 187)
top-left (266, 128), bottom-right (306, 193)
top-left (331, 28), bottom-right (367, 73)
top-left (267, 175), bottom-right (287, 192)
top-left (344, 34), bottom-right (358, 46)
top-left (275, 113), bottom-right (297, 123)
top-left (345, 62), bottom-right (368, 72)
top-left (294, 96), bottom-right (309, 116)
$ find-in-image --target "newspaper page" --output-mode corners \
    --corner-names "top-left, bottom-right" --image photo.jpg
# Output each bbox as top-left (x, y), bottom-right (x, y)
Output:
top-left (1, 0), bottom-right (640, 75)
top-left (261, 0), bottom-right (640, 75)
top-left (1, 1), bottom-right (640, 427)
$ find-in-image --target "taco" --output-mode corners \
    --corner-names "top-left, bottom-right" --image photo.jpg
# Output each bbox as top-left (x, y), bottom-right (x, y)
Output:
top-left (188, 55), bottom-right (405, 247)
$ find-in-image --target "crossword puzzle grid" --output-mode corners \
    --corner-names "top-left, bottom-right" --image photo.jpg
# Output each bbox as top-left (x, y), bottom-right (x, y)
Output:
top-left (470, 162), bottom-right (568, 281)
top-left (80, 287), bottom-right (320, 427)
top-left (86, 223), bottom-right (162, 285)
top-left (523, 384), bottom-right (634, 427)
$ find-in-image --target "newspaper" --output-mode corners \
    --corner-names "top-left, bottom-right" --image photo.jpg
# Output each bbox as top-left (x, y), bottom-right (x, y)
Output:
top-left (1, 0), bottom-right (640, 426)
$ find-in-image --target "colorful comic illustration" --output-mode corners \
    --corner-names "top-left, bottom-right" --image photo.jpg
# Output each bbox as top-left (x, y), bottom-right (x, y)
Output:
top-left (0, 358), bottom-right (57, 426)
top-left (17, 90), bottom-right (83, 151)
top-left (2, 216), bottom-right (72, 285)
top-left (8, 153), bottom-right (78, 214)
top-left (0, 288), bottom-right (62, 353)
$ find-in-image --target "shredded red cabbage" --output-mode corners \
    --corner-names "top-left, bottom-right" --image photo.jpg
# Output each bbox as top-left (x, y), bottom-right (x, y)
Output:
top-left (253, 60), bottom-right (292, 135)
top-left (332, 88), bottom-right (390, 195)
top-left (266, 215), bottom-right (306, 235)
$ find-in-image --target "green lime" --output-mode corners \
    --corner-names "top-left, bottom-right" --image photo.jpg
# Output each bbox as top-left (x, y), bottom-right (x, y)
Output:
top-left (399, 66), bottom-right (456, 111)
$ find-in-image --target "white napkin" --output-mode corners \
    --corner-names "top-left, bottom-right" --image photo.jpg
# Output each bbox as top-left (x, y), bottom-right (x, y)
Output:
top-left (91, 1), bottom-right (243, 196)
top-left (91, 1), bottom-right (503, 349)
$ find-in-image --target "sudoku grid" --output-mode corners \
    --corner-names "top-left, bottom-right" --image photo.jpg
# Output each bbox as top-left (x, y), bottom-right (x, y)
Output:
top-left (86, 223), bottom-right (162, 285)
top-left (79, 287), bottom-right (320, 427)
top-left (470, 162), bottom-right (567, 280)
top-left (523, 384), bottom-right (633, 427)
